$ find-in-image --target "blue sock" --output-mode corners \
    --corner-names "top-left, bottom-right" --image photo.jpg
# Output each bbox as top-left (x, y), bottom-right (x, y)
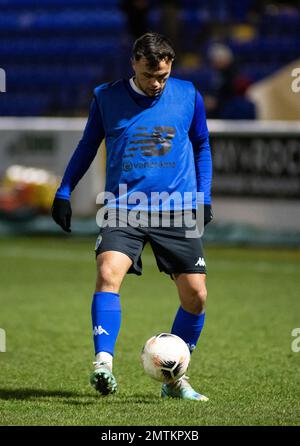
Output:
top-left (91, 292), bottom-right (121, 356)
top-left (171, 306), bottom-right (206, 353)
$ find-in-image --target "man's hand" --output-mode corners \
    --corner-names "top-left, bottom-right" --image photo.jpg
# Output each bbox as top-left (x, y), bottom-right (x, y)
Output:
top-left (51, 197), bottom-right (72, 233)
top-left (204, 204), bottom-right (213, 227)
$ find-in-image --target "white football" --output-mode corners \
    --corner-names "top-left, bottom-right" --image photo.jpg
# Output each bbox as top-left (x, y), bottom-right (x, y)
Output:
top-left (141, 333), bottom-right (190, 383)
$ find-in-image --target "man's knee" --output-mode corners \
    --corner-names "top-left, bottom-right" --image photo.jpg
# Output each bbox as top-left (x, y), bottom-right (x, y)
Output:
top-left (181, 284), bottom-right (207, 315)
top-left (96, 262), bottom-right (121, 292)
top-left (193, 286), bottom-right (207, 313)
top-left (95, 251), bottom-right (132, 293)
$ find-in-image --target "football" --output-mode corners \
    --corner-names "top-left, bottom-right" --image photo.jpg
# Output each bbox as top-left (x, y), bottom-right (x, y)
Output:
top-left (141, 333), bottom-right (190, 383)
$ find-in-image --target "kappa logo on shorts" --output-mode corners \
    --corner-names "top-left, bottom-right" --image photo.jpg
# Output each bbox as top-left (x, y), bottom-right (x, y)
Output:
top-left (195, 257), bottom-right (206, 267)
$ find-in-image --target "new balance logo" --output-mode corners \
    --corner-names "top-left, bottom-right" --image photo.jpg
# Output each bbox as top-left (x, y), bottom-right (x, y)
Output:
top-left (195, 257), bottom-right (206, 267)
top-left (93, 325), bottom-right (109, 336)
top-left (123, 126), bottom-right (176, 159)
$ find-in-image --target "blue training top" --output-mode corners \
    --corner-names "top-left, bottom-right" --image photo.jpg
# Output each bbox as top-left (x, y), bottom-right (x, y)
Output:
top-left (56, 76), bottom-right (212, 210)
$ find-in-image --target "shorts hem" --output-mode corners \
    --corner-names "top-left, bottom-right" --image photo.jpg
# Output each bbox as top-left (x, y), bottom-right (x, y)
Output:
top-left (95, 247), bottom-right (142, 276)
top-left (160, 268), bottom-right (207, 276)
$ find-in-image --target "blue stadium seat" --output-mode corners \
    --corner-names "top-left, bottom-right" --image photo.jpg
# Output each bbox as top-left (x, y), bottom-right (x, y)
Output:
top-left (240, 64), bottom-right (281, 82)
top-left (0, 0), bottom-right (121, 9)
top-left (6, 65), bottom-right (104, 89)
top-left (173, 67), bottom-right (214, 93)
top-left (0, 93), bottom-right (50, 116)
top-left (228, 37), bottom-right (300, 65)
top-left (219, 97), bottom-right (256, 120)
top-left (0, 38), bottom-right (121, 61)
top-left (0, 0), bottom-right (299, 116)
top-left (0, 11), bottom-right (126, 33)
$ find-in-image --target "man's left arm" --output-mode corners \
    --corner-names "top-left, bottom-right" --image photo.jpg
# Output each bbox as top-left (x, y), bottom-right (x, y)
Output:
top-left (189, 89), bottom-right (213, 226)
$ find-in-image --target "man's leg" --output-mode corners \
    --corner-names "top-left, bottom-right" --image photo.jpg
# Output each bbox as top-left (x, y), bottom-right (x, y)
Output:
top-left (171, 272), bottom-right (207, 353)
top-left (90, 251), bottom-right (132, 395)
top-left (161, 273), bottom-right (209, 401)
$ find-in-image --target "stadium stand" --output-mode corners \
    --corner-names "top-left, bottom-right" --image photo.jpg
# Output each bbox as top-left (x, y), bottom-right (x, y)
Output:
top-left (0, 0), bottom-right (299, 116)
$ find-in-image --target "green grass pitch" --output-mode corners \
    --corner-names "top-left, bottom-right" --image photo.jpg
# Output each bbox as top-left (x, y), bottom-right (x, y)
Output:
top-left (0, 236), bottom-right (299, 426)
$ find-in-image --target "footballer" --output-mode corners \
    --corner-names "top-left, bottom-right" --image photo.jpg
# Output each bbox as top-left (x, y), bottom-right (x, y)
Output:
top-left (52, 33), bottom-right (213, 401)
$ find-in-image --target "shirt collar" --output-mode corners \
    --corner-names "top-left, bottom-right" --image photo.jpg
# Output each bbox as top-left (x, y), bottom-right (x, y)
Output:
top-left (129, 77), bottom-right (148, 96)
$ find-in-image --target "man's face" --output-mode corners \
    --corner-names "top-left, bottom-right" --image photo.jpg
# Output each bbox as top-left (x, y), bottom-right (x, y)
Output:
top-left (132, 56), bottom-right (172, 97)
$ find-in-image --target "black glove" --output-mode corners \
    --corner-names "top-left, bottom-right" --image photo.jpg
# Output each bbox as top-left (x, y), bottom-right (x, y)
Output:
top-left (204, 204), bottom-right (213, 227)
top-left (51, 197), bottom-right (72, 233)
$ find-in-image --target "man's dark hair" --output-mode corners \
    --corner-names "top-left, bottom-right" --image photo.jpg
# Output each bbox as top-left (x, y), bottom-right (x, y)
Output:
top-left (132, 33), bottom-right (175, 68)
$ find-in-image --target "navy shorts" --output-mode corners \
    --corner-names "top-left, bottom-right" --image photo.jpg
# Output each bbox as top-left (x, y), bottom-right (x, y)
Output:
top-left (95, 212), bottom-right (206, 276)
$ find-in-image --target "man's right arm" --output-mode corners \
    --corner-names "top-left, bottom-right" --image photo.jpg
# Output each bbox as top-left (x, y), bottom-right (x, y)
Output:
top-left (52, 97), bottom-right (105, 232)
